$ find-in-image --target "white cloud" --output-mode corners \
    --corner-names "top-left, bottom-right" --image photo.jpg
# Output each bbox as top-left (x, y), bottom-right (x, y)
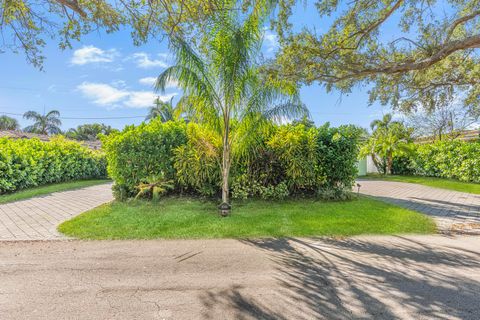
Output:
top-left (131, 52), bottom-right (170, 68)
top-left (263, 29), bottom-right (279, 54)
top-left (71, 45), bottom-right (118, 65)
top-left (139, 76), bottom-right (179, 89)
top-left (77, 81), bottom-right (177, 109)
top-left (125, 92), bottom-right (176, 108)
top-left (164, 79), bottom-right (179, 89)
top-left (77, 82), bottom-right (129, 105)
top-left (139, 77), bottom-right (157, 86)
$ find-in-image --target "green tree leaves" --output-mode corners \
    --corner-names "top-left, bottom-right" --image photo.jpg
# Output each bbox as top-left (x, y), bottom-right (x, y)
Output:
top-left (271, 0), bottom-right (480, 113)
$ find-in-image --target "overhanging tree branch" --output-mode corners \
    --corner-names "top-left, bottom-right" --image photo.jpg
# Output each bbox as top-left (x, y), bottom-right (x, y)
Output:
top-left (328, 34), bottom-right (480, 82)
top-left (54, 0), bottom-right (87, 18)
top-left (446, 10), bottom-right (480, 41)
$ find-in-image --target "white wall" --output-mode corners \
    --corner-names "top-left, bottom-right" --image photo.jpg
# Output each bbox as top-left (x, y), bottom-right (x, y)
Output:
top-left (366, 155), bottom-right (380, 174)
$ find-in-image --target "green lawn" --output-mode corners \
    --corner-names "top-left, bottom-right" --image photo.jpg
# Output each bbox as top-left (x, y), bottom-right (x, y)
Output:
top-left (363, 175), bottom-right (480, 194)
top-left (58, 196), bottom-right (436, 239)
top-left (0, 179), bottom-right (111, 204)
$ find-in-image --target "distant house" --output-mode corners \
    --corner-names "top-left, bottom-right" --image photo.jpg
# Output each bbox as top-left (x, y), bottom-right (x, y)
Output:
top-left (0, 130), bottom-right (102, 150)
top-left (415, 129), bottom-right (479, 144)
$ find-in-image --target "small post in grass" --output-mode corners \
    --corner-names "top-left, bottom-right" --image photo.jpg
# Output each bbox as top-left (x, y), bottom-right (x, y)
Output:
top-left (218, 202), bottom-right (231, 217)
top-left (356, 183), bottom-right (361, 198)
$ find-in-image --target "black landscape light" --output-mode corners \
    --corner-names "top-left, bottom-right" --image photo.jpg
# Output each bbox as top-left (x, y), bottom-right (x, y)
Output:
top-left (218, 202), bottom-right (231, 217)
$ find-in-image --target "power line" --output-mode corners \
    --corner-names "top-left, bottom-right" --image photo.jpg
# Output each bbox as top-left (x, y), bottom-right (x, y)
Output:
top-left (0, 111), bottom-right (145, 120)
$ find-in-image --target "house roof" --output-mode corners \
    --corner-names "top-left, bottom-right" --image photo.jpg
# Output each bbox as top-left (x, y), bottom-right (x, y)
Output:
top-left (415, 129), bottom-right (479, 143)
top-left (0, 130), bottom-right (102, 150)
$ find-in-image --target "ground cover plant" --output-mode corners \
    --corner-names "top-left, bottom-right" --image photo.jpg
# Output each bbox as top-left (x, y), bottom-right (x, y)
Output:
top-left (58, 196), bottom-right (436, 239)
top-left (0, 136), bottom-right (107, 194)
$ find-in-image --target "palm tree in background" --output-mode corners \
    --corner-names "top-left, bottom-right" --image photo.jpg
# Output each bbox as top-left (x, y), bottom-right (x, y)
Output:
top-left (66, 123), bottom-right (116, 141)
top-left (23, 110), bottom-right (62, 135)
top-left (0, 115), bottom-right (20, 130)
top-left (370, 113), bottom-right (402, 132)
top-left (361, 113), bottom-right (413, 174)
top-left (145, 97), bottom-right (178, 122)
top-left (155, 6), bottom-right (307, 211)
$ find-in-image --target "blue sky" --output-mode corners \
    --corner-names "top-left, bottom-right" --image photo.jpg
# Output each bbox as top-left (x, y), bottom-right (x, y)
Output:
top-left (0, 4), bottom-right (390, 131)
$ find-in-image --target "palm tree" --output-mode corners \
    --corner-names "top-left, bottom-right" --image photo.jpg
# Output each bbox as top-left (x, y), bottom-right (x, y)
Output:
top-left (0, 115), bottom-right (20, 130)
top-left (155, 8), bottom-right (307, 212)
top-left (361, 113), bottom-right (413, 174)
top-left (145, 97), bottom-right (178, 122)
top-left (66, 123), bottom-right (116, 141)
top-left (370, 113), bottom-right (402, 132)
top-left (23, 110), bottom-right (62, 135)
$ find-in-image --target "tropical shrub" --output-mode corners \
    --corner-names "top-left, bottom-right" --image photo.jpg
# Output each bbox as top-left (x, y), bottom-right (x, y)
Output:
top-left (267, 124), bottom-right (324, 193)
top-left (101, 119), bottom-right (187, 199)
top-left (392, 140), bottom-right (480, 183)
top-left (103, 120), bottom-right (362, 201)
top-left (173, 123), bottom-right (221, 196)
top-left (360, 114), bottom-right (414, 174)
top-left (0, 136), bottom-right (106, 193)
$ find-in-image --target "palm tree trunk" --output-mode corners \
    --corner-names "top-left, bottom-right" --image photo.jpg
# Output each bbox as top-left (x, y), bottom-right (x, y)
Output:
top-left (386, 154), bottom-right (393, 175)
top-left (221, 122), bottom-right (231, 206)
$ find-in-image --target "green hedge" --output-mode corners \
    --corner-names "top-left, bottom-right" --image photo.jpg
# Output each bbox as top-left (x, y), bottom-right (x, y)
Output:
top-left (0, 136), bottom-right (107, 193)
top-left (103, 119), bottom-right (362, 200)
top-left (101, 120), bottom-right (187, 199)
top-left (393, 140), bottom-right (480, 183)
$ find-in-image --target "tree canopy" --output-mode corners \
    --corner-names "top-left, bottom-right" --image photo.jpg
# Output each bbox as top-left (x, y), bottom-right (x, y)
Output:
top-left (0, 0), bottom-right (226, 69)
top-left (270, 0), bottom-right (480, 114)
top-left (0, 115), bottom-right (19, 130)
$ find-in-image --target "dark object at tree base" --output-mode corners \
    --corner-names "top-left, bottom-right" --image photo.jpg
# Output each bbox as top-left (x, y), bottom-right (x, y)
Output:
top-left (218, 202), bottom-right (231, 217)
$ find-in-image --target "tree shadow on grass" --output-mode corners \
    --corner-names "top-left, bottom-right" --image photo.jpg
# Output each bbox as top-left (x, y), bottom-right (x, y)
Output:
top-left (199, 236), bottom-right (480, 319)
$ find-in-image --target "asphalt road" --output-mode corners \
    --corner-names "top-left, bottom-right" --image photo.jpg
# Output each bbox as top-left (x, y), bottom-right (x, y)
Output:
top-left (1, 236), bottom-right (479, 319)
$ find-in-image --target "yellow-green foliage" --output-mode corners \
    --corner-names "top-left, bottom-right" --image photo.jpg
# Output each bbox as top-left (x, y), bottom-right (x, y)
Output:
top-left (394, 140), bottom-right (480, 183)
top-left (267, 124), bottom-right (324, 191)
top-left (0, 136), bottom-right (106, 193)
top-left (173, 123), bottom-right (221, 196)
top-left (103, 120), bottom-right (362, 200)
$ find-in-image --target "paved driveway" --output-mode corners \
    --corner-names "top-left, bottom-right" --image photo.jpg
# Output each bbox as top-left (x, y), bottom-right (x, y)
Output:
top-left (1, 236), bottom-right (479, 319)
top-left (0, 183), bottom-right (113, 240)
top-left (358, 179), bottom-right (480, 234)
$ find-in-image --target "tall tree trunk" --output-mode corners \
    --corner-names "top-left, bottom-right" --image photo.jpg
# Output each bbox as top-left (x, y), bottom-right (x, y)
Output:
top-left (221, 120), bottom-right (231, 206)
top-left (386, 153), bottom-right (393, 175)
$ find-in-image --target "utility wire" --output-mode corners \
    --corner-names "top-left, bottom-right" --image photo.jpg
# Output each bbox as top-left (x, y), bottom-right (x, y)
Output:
top-left (0, 111), bottom-right (145, 120)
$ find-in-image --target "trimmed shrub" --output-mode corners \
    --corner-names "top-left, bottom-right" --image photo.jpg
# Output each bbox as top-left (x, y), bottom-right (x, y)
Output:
top-left (101, 119), bottom-right (187, 199)
top-left (392, 140), bottom-right (480, 183)
top-left (0, 136), bottom-right (106, 193)
top-left (103, 120), bottom-right (362, 200)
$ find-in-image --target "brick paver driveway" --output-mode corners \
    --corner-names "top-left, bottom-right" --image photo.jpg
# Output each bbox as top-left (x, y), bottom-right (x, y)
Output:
top-left (358, 179), bottom-right (480, 234)
top-left (0, 183), bottom-right (113, 240)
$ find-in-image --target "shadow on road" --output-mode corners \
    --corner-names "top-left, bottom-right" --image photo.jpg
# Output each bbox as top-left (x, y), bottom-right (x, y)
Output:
top-left (200, 237), bottom-right (480, 319)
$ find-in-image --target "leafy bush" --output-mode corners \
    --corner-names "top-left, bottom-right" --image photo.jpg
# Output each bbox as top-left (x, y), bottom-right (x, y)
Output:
top-left (391, 155), bottom-right (416, 175)
top-left (101, 119), bottom-right (187, 198)
top-left (231, 174), bottom-right (289, 200)
top-left (103, 120), bottom-right (362, 200)
top-left (0, 136), bottom-right (106, 193)
top-left (392, 140), bottom-right (480, 183)
top-left (173, 123), bottom-right (221, 196)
